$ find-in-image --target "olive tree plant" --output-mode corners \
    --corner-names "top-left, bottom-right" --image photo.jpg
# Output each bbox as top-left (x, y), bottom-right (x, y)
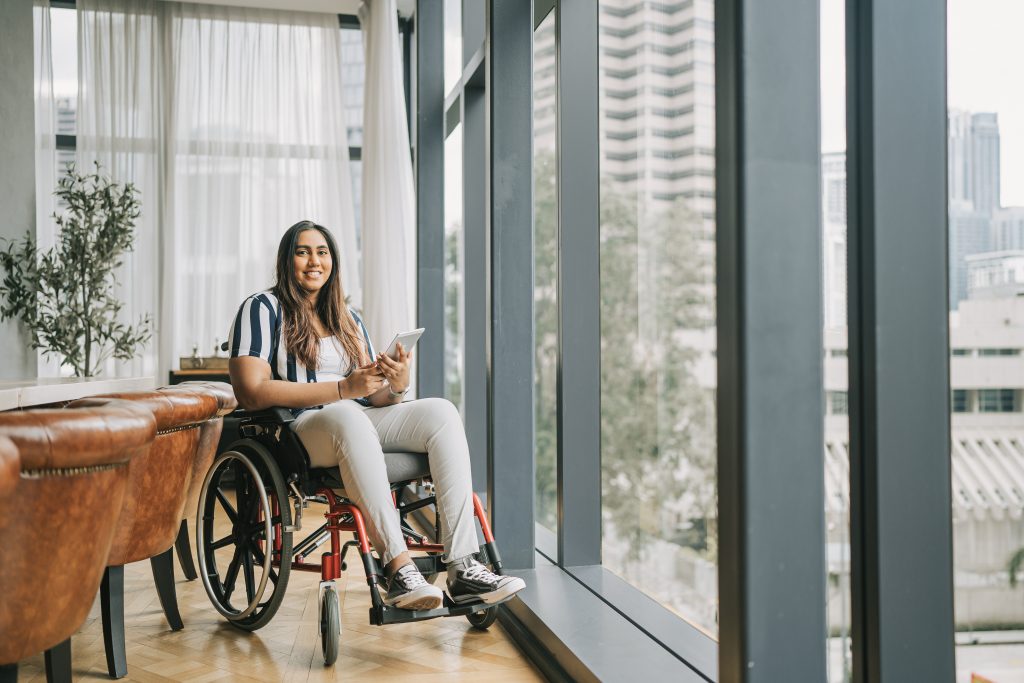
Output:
top-left (0, 163), bottom-right (151, 377)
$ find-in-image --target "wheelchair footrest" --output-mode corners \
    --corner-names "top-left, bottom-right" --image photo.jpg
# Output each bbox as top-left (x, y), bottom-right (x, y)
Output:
top-left (370, 593), bottom-right (514, 626)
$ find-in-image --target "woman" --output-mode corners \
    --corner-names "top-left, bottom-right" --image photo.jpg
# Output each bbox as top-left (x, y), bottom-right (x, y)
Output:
top-left (228, 220), bottom-right (524, 610)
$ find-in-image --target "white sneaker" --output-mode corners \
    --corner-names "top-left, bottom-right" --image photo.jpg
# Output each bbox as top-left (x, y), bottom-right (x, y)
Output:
top-left (383, 563), bottom-right (443, 610)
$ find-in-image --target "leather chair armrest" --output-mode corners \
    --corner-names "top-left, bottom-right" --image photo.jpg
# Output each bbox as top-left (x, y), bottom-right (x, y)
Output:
top-left (0, 399), bottom-right (156, 471)
top-left (0, 436), bottom-right (19, 495)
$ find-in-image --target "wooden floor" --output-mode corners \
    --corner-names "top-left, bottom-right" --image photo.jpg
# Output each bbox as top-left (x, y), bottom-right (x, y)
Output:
top-left (15, 504), bottom-right (543, 682)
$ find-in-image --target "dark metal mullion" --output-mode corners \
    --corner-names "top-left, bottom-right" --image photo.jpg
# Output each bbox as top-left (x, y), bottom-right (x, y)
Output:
top-left (846, 1), bottom-right (954, 680)
top-left (715, 0), bottom-right (826, 680)
top-left (486, 0), bottom-right (535, 569)
top-left (554, 0), bottom-right (601, 567)
top-left (414, 0), bottom-right (445, 398)
top-left (402, 17), bottom-right (412, 137)
top-left (462, 82), bottom-right (488, 493)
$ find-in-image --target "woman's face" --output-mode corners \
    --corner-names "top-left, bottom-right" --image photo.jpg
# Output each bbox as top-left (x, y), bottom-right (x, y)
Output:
top-left (292, 229), bottom-right (333, 297)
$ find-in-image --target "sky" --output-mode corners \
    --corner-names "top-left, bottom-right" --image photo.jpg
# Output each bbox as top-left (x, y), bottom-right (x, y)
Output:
top-left (822, 0), bottom-right (1024, 207)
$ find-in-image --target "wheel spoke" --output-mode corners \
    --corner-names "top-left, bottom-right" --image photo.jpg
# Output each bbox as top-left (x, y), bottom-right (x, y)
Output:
top-left (242, 547), bottom-right (256, 603)
top-left (222, 544), bottom-right (243, 604)
top-left (251, 545), bottom-right (279, 584)
top-left (215, 488), bottom-right (238, 523)
top-left (211, 534), bottom-right (235, 551)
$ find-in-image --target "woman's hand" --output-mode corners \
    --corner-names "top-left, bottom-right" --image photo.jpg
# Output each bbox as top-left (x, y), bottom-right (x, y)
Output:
top-left (376, 343), bottom-right (412, 393)
top-left (340, 362), bottom-right (386, 399)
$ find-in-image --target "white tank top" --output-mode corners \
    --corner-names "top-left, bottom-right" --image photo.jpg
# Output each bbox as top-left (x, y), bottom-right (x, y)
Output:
top-left (316, 336), bottom-right (353, 382)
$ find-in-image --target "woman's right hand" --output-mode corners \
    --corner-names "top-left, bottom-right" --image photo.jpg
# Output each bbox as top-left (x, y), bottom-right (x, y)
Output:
top-left (339, 362), bottom-right (386, 400)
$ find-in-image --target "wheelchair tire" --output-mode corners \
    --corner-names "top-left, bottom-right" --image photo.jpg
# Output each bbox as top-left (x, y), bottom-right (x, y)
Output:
top-left (197, 439), bottom-right (293, 632)
top-left (320, 586), bottom-right (340, 666)
top-left (466, 605), bottom-right (499, 630)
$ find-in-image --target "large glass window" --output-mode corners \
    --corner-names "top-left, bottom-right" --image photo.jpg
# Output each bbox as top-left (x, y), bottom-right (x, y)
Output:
top-left (533, 11), bottom-right (558, 542)
top-left (444, 125), bottom-right (464, 413)
top-left (948, 1), bottom-right (1024, 678)
top-left (51, 7), bottom-right (77, 176)
top-left (820, 0), bottom-right (851, 679)
top-left (597, 0), bottom-right (718, 634)
top-left (444, 0), bottom-right (462, 94)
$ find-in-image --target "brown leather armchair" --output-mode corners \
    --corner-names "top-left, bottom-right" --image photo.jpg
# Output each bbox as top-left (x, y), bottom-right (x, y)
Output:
top-left (70, 386), bottom-right (223, 679)
top-left (0, 403), bottom-right (155, 683)
top-left (160, 382), bottom-right (237, 582)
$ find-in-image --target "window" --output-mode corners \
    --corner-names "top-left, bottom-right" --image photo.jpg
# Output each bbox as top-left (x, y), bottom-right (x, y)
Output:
top-left (51, 7), bottom-right (77, 180)
top-left (949, 4), bottom-right (1024, 676)
top-left (444, 0), bottom-right (462, 93)
top-left (443, 125), bottom-right (464, 413)
top-left (819, 0), bottom-right (851, 678)
top-left (978, 389), bottom-right (1016, 413)
top-left (533, 10), bottom-right (558, 543)
top-left (978, 348), bottom-right (1020, 357)
top-left (598, 0), bottom-right (717, 634)
top-left (829, 391), bottom-right (849, 416)
top-left (952, 389), bottom-right (970, 413)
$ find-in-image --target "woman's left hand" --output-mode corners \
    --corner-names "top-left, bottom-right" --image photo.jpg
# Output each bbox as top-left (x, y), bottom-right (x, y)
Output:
top-left (376, 342), bottom-right (412, 394)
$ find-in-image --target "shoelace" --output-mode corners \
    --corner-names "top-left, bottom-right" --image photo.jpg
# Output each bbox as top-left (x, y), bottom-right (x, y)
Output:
top-left (461, 561), bottom-right (500, 585)
top-left (395, 564), bottom-right (428, 589)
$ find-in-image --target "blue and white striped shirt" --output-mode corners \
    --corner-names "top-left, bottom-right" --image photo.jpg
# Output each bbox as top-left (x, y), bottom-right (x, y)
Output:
top-left (228, 290), bottom-right (376, 407)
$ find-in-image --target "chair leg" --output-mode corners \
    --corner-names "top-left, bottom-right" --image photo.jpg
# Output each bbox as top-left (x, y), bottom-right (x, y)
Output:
top-left (0, 663), bottom-right (17, 683)
top-left (150, 548), bottom-right (185, 631)
top-left (101, 565), bottom-right (127, 679)
top-left (44, 638), bottom-right (71, 683)
top-left (174, 519), bottom-right (198, 581)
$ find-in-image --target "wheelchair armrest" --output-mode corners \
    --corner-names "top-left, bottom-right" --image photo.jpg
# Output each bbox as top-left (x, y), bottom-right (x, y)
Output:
top-left (229, 406), bottom-right (296, 425)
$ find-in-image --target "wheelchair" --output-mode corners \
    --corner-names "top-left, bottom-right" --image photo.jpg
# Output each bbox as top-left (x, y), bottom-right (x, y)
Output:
top-left (194, 406), bottom-right (508, 665)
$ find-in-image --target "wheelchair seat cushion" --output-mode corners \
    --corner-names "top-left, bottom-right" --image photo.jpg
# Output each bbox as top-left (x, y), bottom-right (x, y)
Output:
top-left (312, 450), bottom-right (430, 490)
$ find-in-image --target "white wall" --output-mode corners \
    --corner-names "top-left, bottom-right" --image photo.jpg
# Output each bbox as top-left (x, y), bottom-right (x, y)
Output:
top-left (0, 0), bottom-right (37, 380)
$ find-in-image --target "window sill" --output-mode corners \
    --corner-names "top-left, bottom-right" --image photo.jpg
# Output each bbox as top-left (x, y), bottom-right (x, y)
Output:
top-left (498, 554), bottom-right (717, 682)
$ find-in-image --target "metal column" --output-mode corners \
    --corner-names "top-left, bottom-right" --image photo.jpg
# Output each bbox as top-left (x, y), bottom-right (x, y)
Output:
top-left (715, 0), bottom-right (827, 679)
top-left (415, 0), bottom-right (445, 398)
top-left (554, 0), bottom-right (601, 567)
top-left (846, 1), bottom-right (955, 680)
top-left (486, 0), bottom-right (536, 569)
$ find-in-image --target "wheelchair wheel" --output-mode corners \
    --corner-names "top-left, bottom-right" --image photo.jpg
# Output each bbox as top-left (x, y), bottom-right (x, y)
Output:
top-left (466, 605), bottom-right (499, 630)
top-left (320, 585), bottom-right (340, 666)
top-left (197, 439), bottom-right (293, 631)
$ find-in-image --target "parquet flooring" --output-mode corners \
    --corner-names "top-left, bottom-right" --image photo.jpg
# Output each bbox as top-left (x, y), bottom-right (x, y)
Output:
top-left (13, 501), bottom-right (543, 682)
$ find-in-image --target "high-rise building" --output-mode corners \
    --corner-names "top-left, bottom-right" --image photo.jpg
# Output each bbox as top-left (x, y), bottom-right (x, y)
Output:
top-left (970, 112), bottom-right (1001, 215)
top-left (993, 206), bottom-right (1024, 251)
top-left (950, 199), bottom-right (992, 309)
top-left (946, 110), bottom-right (1002, 309)
top-left (534, 0), bottom-right (716, 222)
top-left (948, 110), bottom-right (1002, 215)
top-left (822, 152), bottom-right (847, 329)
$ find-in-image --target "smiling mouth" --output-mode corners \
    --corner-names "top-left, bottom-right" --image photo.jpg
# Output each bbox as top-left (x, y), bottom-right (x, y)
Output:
top-left (305, 270), bottom-right (322, 277)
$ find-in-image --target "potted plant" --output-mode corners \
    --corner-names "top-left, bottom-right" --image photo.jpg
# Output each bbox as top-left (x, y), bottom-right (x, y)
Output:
top-left (0, 163), bottom-right (152, 377)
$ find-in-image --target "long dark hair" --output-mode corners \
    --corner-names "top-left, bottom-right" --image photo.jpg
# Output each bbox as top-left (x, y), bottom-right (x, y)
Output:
top-left (272, 220), bottom-right (366, 371)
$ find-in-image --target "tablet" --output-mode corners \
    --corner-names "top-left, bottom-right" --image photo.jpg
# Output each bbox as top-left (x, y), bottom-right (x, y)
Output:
top-left (383, 328), bottom-right (425, 359)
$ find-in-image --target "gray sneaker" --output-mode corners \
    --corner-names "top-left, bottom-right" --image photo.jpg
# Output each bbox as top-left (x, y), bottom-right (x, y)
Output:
top-left (383, 563), bottom-right (443, 610)
top-left (447, 558), bottom-right (526, 605)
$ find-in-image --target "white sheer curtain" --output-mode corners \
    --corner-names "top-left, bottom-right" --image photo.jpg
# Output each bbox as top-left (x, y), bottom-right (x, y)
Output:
top-left (33, 0), bottom-right (61, 377)
top-left (168, 3), bottom-right (359, 370)
top-left (359, 0), bottom-right (416, 359)
top-left (77, 0), bottom-right (165, 378)
top-left (74, 0), bottom-right (359, 380)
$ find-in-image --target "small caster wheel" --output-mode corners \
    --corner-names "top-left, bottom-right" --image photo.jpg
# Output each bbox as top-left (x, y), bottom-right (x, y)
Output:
top-left (320, 586), bottom-right (340, 665)
top-left (466, 605), bottom-right (499, 630)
